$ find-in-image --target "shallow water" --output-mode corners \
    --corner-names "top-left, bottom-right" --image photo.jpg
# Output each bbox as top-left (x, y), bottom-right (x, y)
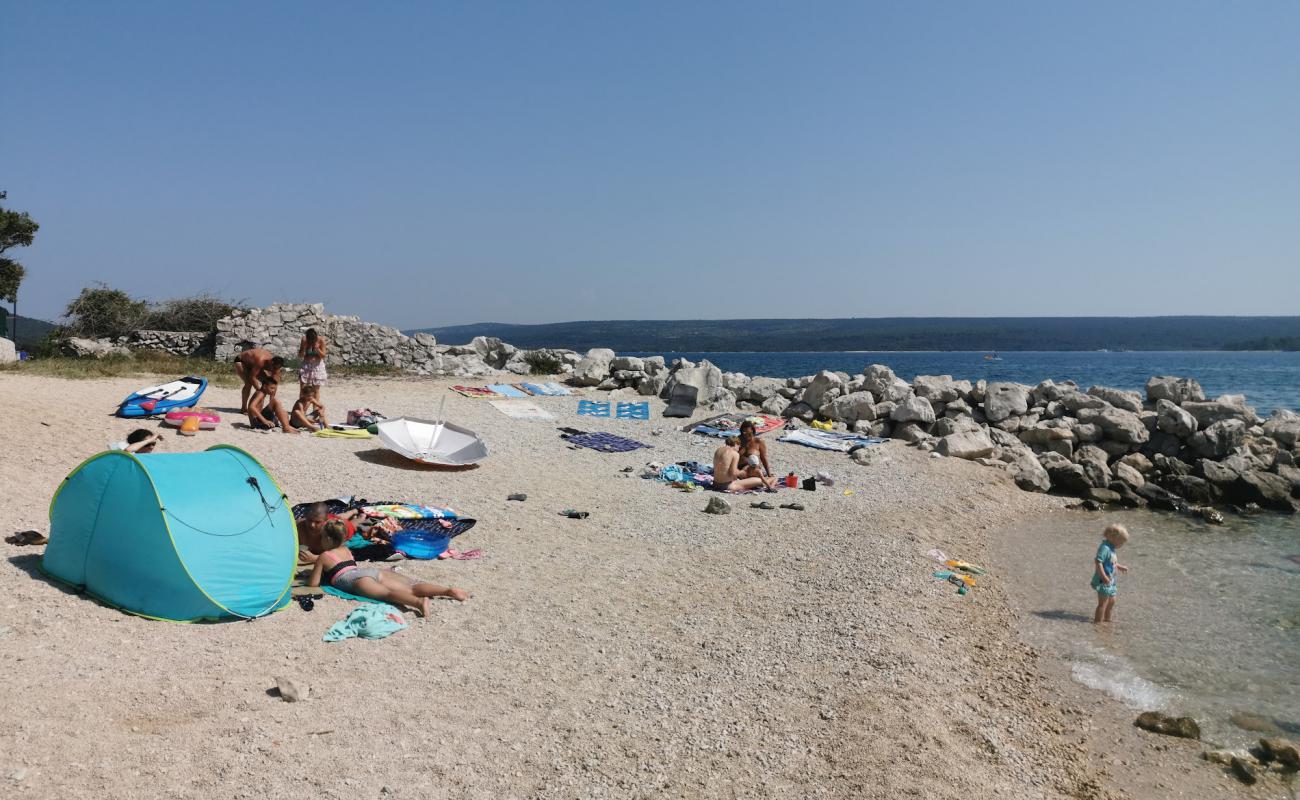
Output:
top-left (993, 509), bottom-right (1300, 746)
top-left (625, 350), bottom-right (1300, 413)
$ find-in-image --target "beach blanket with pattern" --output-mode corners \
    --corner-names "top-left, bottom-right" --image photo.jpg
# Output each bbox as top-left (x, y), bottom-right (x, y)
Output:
top-left (522, 382), bottom-right (572, 397)
top-left (688, 413), bottom-right (785, 438)
top-left (451, 386), bottom-right (501, 398)
top-left (616, 402), bottom-right (650, 420)
top-left (292, 499), bottom-right (477, 540)
top-left (561, 431), bottom-right (654, 453)
top-left (777, 429), bottom-right (888, 452)
top-left (578, 400), bottom-right (611, 417)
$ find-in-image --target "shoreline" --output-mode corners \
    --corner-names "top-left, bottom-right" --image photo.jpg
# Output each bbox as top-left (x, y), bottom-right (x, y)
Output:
top-left (0, 371), bottom-right (1289, 797)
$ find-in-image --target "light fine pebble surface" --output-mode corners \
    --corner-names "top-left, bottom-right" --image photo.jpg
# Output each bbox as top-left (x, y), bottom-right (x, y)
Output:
top-left (0, 373), bottom-right (1237, 799)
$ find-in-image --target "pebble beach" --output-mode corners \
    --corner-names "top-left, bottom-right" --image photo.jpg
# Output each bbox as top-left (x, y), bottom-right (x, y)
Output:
top-left (0, 373), bottom-right (1277, 799)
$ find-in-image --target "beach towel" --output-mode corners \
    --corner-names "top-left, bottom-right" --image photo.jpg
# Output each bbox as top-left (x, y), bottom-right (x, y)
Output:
top-left (778, 429), bottom-right (888, 452)
top-left (578, 400), bottom-right (611, 417)
top-left (616, 402), bottom-right (650, 420)
top-left (314, 428), bottom-right (373, 439)
top-left (361, 503), bottom-right (458, 520)
top-left (488, 384), bottom-right (529, 398)
top-left (451, 386), bottom-right (502, 398)
top-left (561, 431), bottom-right (654, 453)
top-left (688, 413), bottom-right (785, 437)
top-left (323, 584), bottom-right (386, 604)
top-left (524, 382), bottom-right (572, 397)
top-left (488, 400), bottom-right (555, 421)
top-left (323, 603), bottom-right (408, 641)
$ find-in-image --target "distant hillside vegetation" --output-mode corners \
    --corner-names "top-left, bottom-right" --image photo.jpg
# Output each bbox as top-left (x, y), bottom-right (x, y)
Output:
top-left (2, 311), bottom-right (58, 350)
top-left (411, 316), bottom-right (1300, 352)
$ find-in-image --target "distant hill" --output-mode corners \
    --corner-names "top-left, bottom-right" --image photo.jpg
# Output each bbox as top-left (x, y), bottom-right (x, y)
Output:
top-left (2, 310), bottom-right (58, 350)
top-left (410, 316), bottom-right (1300, 353)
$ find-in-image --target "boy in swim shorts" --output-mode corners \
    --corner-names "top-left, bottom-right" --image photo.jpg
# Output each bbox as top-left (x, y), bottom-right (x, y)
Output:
top-left (1091, 523), bottom-right (1130, 623)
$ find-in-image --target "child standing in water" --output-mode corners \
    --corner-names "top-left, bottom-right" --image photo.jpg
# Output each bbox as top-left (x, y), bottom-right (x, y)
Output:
top-left (1091, 523), bottom-right (1130, 623)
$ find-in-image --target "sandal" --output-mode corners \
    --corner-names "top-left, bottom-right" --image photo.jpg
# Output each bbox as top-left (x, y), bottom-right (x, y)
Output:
top-left (779, 503), bottom-right (805, 511)
top-left (750, 501), bottom-right (775, 510)
top-left (5, 530), bottom-right (48, 546)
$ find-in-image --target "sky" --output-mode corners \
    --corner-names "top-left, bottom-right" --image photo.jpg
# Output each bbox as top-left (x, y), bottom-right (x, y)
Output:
top-left (3, 1), bottom-right (1298, 329)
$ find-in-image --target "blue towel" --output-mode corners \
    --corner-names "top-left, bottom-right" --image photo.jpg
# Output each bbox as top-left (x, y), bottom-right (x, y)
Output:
top-left (323, 603), bottom-right (408, 641)
top-left (578, 400), bottom-right (611, 417)
top-left (615, 402), bottom-right (649, 420)
top-left (488, 384), bottom-right (528, 398)
top-left (562, 431), bottom-right (653, 453)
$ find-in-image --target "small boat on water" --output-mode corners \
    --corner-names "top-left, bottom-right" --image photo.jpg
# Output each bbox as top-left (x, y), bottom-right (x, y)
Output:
top-left (983, 353), bottom-right (1002, 361)
top-left (375, 417), bottom-right (488, 466)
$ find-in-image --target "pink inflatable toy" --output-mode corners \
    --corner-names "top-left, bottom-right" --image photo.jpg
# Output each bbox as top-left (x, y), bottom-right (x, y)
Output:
top-left (163, 409), bottom-right (221, 430)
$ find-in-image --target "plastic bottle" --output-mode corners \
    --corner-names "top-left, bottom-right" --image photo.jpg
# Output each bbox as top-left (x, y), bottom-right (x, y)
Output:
top-left (784, 472), bottom-right (798, 488)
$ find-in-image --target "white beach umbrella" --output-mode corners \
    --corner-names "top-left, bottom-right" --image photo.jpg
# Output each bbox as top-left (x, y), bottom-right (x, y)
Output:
top-left (375, 417), bottom-right (489, 466)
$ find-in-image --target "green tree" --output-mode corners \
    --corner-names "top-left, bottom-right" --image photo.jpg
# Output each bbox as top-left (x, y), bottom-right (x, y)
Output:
top-left (63, 285), bottom-right (148, 340)
top-left (0, 190), bottom-right (40, 344)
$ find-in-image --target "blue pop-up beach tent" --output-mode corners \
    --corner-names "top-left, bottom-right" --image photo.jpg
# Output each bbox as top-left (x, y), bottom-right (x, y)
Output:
top-left (43, 445), bottom-right (297, 622)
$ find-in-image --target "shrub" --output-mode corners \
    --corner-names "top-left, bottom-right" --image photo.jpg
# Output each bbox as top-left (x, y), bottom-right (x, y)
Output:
top-left (63, 285), bottom-right (148, 339)
top-left (523, 350), bottom-right (566, 375)
top-left (140, 294), bottom-right (243, 332)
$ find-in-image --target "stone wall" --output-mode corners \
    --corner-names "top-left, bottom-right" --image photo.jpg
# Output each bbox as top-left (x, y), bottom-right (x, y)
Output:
top-left (213, 303), bottom-right (583, 378)
top-left (124, 329), bottom-right (214, 357)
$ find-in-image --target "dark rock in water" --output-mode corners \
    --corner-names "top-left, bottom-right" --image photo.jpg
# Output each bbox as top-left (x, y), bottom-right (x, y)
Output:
top-left (1135, 711), bottom-right (1201, 740)
top-left (1230, 712), bottom-right (1281, 734)
top-left (1108, 481), bottom-right (1146, 508)
top-left (1224, 472), bottom-right (1299, 513)
top-left (1159, 474), bottom-right (1218, 505)
top-left (1192, 506), bottom-right (1225, 525)
top-left (1085, 487), bottom-right (1122, 505)
top-left (1230, 755), bottom-right (1258, 785)
top-left (1136, 483), bottom-right (1189, 513)
top-left (1153, 453), bottom-right (1192, 477)
top-left (1080, 499), bottom-right (1104, 511)
top-left (1258, 737), bottom-right (1300, 770)
top-left (1233, 503), bottom-right (1263, 517)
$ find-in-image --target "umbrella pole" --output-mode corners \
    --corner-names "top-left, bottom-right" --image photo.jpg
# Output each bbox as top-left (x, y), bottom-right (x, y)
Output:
top-left (426, 396), bottom-right (447, 457)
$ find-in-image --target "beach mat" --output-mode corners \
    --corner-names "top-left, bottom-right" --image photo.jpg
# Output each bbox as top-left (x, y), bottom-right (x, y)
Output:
top-left (578, 400), bottom-right (611, 417)
top-left (488, 400), bottom-right (555, 421)
top-left (561, 431), bottom-right (653, 453)
top-left (616, 402), bottom-right (650, 420)
top-left (687, 413), bottom-right (784, 437)
top-left (488, 384), bottom-right (528, 398)
top-left (777, 429), bottom-right (888, 452)
top-left (451, 386), bottom-right (501, 398)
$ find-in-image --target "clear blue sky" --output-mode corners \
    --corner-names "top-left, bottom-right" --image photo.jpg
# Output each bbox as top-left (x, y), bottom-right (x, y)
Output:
top-left (5, 1), bottom-right (1298, 329)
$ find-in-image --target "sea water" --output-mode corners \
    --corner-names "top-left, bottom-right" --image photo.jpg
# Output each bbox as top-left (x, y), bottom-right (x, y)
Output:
top-left (625, 351), bottom-right (1300, 413)
top-left (994, 510), bottom-right (1300, 746)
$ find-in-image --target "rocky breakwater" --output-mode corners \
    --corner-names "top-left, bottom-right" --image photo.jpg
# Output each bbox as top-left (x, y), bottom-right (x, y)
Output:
top-left (569, 354), bottom-right (1300, 514)
top-left (214, 304), bottom-right (583, 378)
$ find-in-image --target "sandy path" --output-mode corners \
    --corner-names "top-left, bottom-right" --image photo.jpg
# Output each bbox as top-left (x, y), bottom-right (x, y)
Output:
top-left (1, 373), bottom-right (1120, 799)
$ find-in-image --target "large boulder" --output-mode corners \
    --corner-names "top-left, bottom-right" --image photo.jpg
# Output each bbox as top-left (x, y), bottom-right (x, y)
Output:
top-left (1113, 462), bottom-right (1145, 490)
top-left (1030, 379), bottom-right (1078, 405)
top-left (861, 364), bottom-right (912, 402)
top-left (1188, 419), bottom-right (1248, 459)
top-left (1077, 407), bottom-right (1150, 445)
top-left (0, 336), bottom-right (15, 364)
top-left (1010, 451), bottom-right (1052, 492)
top-left (932, 416), bottom-right (980, 437)
top-left (1038, 452), bottom-right (1092, 495)
top-left (1182, 400), bottom-right (1258, 428)
top-left (1223, 472), bottom-right (1299, 513)
top-left (983, 383), bottom-right (1030, 422)
top-left (572, 348), bottom-right (616, 386)
top-left (610, 356), bottom-right (645, 372)
top-left (936, 430), bottom-right (996, 460)
top-left (1145, 376), bottom-right (1205, 405)
top-left (663, 359), bottom-right (731, 409)
top-left (1159, 474), bottom-right (1219, 504)
top-left (1087, 386), bottom-right (1144, 413)
top-left (828, 391), bottom-right (877, 424)
top-left (913, 375), bottom-right (962, 403)
top-left (739, 376), bottom-right (785, 404)
top-left (59, 337), bottom-right (131, 359)
top-left (1156, 399), bottom-right (1198, 438)
top-left (1263, 410), bottom-right (1300, 448)
top-left (1059, 391), bottom-right (1109, 414)
top-left (760, 394), bottom-right (790, 416)
top-left (802, 370), bottom-right (846, 409)
top-left (890, 396), bottom-right (936, 425)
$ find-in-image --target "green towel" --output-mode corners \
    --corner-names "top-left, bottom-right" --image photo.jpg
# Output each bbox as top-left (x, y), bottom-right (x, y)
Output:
top-left (314, 428), bottom-right (372, 439)
top-left (322, 584), bottom-right (385, 604)
top-left (323, 603), bottom-right (408, 642)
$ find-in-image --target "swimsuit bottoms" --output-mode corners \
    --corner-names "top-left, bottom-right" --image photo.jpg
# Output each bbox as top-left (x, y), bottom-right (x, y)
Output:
top-left (1091, 573), bottom-right (1117, 597)
top-left (712, 480), bottom-right (733, 492)
top-left (251, 413), bottom-right (277, 430)
top-left (331, 565), bottom-right (383, 594)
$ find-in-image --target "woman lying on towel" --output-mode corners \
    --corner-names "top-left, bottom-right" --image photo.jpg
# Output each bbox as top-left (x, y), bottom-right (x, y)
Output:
top-left (308, 521), bottom-right (469, 616)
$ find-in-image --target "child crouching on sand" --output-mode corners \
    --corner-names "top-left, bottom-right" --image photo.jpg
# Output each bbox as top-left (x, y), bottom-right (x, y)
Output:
top-left (309, 521), bottom-right (469, 616)
top-left (1091, 523), bottom-right (1130, 623)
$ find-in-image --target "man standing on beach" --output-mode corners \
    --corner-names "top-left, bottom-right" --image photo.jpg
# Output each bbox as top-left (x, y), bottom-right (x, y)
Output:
top-left (233, 346), bottom-right (277, 413)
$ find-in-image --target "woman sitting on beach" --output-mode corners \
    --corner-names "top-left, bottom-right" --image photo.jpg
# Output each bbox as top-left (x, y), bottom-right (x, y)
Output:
top-left (298, 328), bottom-right (328, 388)
top-left (290, 384), bottom-right (329, 430)
top-left (736, 419), bottom-right (773, 482)
top-left (308, 521), bottom-right (468, 616)
top-left (712, 437), bottom-right (778, 492)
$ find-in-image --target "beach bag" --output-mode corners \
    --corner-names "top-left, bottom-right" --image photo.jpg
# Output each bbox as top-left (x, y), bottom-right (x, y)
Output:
top-left (347, 408), bottom-right (386, 427)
